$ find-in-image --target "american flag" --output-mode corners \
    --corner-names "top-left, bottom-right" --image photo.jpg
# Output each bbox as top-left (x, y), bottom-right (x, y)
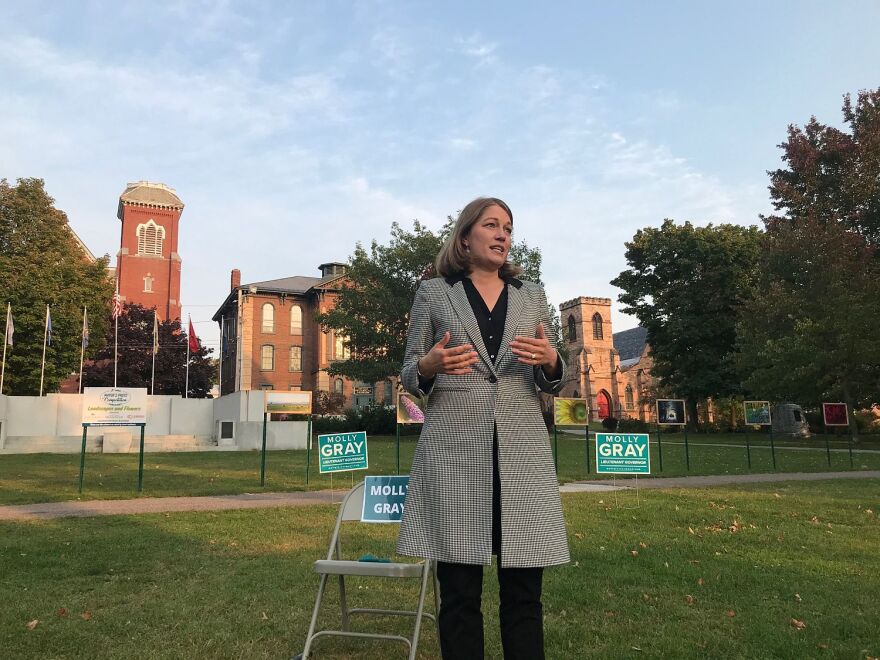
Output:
top-left (112, 290), bottom-right (123, 319)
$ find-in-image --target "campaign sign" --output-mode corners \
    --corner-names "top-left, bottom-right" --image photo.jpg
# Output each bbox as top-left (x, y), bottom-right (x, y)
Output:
top-left (596, 433), bottom-right (651, 474)
top-left (361, 475), bottom-right (409, 522)
top-left (318, 431), bottom-right (369, 473)
top-left (82, 387), bottom-right (148, 425)
top-left (822, 403), bottom-right (849, 426)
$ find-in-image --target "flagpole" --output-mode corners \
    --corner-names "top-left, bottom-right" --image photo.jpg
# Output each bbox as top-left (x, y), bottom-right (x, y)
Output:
top-left (218, 316), bottom-right (224, 397)
top-left (1, 303), bottom-right (10, 394)
top-left (114, 304), bottom-right (119, 387)
top-left (39, 305), bottom-right (49, 396)
top-left (79, 306), bottom-right (87, 394)
top-left (151, 310), bottom-right (157, 395)
top-left (185, 315), bottom-right (190, 399)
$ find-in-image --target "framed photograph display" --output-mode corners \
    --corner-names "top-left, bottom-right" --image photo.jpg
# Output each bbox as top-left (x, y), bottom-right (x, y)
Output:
top-left (656, 399), bottom-right (686, 425)
top-left (743, 401), bottom-right (772, 426)
top-left (822, 402), bottom-right (849, 427)
top-left (553, 397), bottom-right (589, 426)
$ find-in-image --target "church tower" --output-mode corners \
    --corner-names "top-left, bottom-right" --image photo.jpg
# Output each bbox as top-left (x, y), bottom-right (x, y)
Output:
top-left (116, 181), bottom-right (184, 321)
top-left (558, 296), bottom-right (622, 420)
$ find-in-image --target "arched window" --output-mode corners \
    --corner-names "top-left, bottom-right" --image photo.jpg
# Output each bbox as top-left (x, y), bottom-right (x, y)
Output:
top-left (592, 312), bottom-right (603, 340)
top-left (573, 390), bottom-right (579, 398)
top-left (289, 305), bottom-right (302, 335)
top-left (261, 345), bottom-right (274, 371)
top-left (261, 303), bottom-right (274, 333)
top-left (567, 315), bottom-right (577, 342)
top-left (334, 332), bottom-right (350, 360)
top-left (625, 385), bottom-right (634, 410)
top-left (136, 220), bottom-right (165, 256)
top-left (143, 274), bottom-right (153, 292)
top-left (288, 346), bottom-right (302, 372)
top-left (334, 378), bottom-right (344, 394)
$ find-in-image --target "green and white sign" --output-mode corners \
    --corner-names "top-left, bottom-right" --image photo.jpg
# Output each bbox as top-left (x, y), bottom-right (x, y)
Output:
top-left (596, 433), bottom-right (651, 474)
top-left (318, 431), bottom-right (369, 473)
top-left (361, 475), bottom-right (409, 522)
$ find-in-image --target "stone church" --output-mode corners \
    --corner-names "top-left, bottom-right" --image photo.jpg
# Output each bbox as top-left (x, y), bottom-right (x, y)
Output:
top-left (558, 296), bottom-right (656, 422)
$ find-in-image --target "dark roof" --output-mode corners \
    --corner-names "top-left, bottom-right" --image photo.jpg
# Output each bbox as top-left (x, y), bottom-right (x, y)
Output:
top-left (613, 326), bottom-right (648, 362)
top-left (245, 275), bottom-right (326, 294)
top-left (211, 273), bottom-right (345, 322)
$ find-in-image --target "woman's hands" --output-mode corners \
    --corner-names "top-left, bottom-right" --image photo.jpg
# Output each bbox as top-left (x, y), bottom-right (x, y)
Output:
top-left (511, 324), bottom-right (559, 374)
top-left (417, 331), bottom-right (480, 379)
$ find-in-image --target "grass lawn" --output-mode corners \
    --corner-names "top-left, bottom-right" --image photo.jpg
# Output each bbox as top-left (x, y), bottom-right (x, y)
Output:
top-left (1, 434), bottom-right (879, 505)
top-left (1, 479), bottom-right (878, 659)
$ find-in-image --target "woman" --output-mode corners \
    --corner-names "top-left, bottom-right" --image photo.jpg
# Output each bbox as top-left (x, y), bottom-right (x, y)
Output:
top-left (397, 197), bottom-right (569, 659)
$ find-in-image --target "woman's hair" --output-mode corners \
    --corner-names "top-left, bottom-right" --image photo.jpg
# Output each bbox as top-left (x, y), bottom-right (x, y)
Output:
top-left (434, 196), bottom-right (522, 278)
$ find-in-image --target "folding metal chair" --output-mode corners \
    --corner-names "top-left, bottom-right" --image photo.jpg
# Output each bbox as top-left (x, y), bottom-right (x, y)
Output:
top-left (297, 481), bottom-right (439, 660)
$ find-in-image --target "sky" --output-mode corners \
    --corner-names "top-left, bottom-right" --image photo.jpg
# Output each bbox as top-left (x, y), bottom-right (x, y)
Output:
top-left (2, 0), bottom-right (879, 353)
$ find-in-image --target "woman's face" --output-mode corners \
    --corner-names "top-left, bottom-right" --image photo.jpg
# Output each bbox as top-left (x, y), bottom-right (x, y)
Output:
top-left (464, 204), bottom-right (512, 272)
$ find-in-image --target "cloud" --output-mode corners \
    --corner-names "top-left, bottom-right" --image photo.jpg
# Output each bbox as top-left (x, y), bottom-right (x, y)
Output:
top-left (455, 33), bottom-right (498, 66)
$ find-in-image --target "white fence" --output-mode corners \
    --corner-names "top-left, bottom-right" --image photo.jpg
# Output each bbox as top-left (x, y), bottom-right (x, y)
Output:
top-left (0, 391), bottom-right (308, 454)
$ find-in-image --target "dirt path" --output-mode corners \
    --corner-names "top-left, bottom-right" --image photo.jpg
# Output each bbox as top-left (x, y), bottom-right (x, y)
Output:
top-left (2, 470), bottom-right (879, 521)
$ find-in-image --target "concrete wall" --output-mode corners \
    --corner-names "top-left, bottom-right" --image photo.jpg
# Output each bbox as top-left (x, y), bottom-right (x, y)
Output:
top-left (0, 391), bottom-right (308, 453)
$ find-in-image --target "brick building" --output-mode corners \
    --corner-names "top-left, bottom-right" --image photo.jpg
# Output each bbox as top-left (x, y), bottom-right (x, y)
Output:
top-left (116, 181), bottom-right (184, 321)
top-left (558, 296), bottom-right (656, 422)
top-left (212, 263), bottom-right (396, 408)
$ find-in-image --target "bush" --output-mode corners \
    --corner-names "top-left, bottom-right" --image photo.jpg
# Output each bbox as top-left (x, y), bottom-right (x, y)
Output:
top-left (855, 409), bottom-right (880, 435)
top-left (617, 417), bottom-right (649, 432)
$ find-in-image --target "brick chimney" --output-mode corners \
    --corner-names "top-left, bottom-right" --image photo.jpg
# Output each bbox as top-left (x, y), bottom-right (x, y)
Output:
top-left (231, 269), bottom-right (241, 291)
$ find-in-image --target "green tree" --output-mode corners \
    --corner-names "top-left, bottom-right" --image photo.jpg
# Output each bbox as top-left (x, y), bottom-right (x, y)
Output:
top-left (318, 220), bottom-right (554, 383)
top-left (611, 220), bottom-right (763, 427)
top-left (0, 178), bottom-right (113, 395)
top-left (82, 303), bottom-right (216, 397)
top-left (766, 88), bottom-right (880, 246)
top-left (736, 214), bottom-right (880, 439)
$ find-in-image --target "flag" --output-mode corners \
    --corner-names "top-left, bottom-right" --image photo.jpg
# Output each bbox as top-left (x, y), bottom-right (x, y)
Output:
top-left (153, 311), bottom-right (159, 355)
top-left (82, 307), bottom-right (89, 349)
top-left (4, 308), bottom-right (12, 346)
top-left (112, 291), bottom-right (123, 319)
top-left (188, 317), bottom-right (199, 353)
top-left (46, 307), bottom-right (53, 346)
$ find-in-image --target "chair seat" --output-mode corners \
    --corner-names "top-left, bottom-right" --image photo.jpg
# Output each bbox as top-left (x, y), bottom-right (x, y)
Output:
top-left (314, 559), bottom-right (426, 578)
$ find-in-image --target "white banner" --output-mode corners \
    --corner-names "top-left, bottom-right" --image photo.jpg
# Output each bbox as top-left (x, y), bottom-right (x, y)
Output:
top-left (82, 387), bottom-right (148, 425)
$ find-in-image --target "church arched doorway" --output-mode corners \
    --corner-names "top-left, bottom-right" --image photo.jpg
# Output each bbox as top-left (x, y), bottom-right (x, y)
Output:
top-left (597, 390), bottom-right (611, 419)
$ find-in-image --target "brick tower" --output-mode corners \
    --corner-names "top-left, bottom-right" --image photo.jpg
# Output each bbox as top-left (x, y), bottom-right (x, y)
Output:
top-left (116, 181), bottom-right (184, 321)
top-left (558, 296), bottom-right (622, 420)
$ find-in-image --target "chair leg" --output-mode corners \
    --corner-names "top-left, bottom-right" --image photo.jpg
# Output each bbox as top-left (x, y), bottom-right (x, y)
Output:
top-left (302, 574), bottom-right (328, 660)
top-left (408, 562), bottom-right (433, 660)
top-left (338, 574), bottom-right (350, 631)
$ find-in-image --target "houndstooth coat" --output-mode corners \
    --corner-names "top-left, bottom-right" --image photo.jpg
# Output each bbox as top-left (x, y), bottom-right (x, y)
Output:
top-left (396, 276), bottom-right (570, 568)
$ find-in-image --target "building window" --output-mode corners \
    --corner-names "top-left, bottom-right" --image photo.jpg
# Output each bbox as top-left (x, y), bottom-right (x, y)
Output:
top-left (592, 313), bottom-right (603, 340)
top-left (261, 345), bottom-right (275, 371)
top-left (136, 220), bottom-right (165, 256)
top-left (290, 305), bottom-right (302, 335)
top-left (143, 274), bottom-right (153, 292)
top-left (289, 346), bottom-right (302, 372)
top-left (289, 385), bottom-right (301, 391)
top-left (260, 384), bottom-right (273, 391)
top-left (625, 385), bottom-right (634, 410)
top-left (567, 315), bottom-right (577, 342)
top-left (334, 332), bottom-right (350, 360)
top-left (334, 378), bottom-right (344, 394)
top-left (262, 303), bottom-right (274, 333)
top-left (384, 380), bottom-right (392, 403)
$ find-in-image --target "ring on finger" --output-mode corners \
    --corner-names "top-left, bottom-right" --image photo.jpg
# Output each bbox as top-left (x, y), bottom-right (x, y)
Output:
top-left (531, 352), bottom-right (536, 360)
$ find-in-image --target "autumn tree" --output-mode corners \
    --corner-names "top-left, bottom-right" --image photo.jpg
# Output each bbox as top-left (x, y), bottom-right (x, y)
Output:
top-left (318, 219), bottom-right (555, 383)
top-left (0, 178), bottom-right (114, 395)
top-left (82, 303), bottom-right (215, 397)
top-left (611, 220), bottom-right (763, 427)
top-left (766, 88), bottom-right (880, 246)
top-left (736, 90), bottom-right (880, 438)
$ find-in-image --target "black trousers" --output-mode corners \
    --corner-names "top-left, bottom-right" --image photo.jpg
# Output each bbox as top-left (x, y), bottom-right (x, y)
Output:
top-left (436, 432), bottom-right (545, 660)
